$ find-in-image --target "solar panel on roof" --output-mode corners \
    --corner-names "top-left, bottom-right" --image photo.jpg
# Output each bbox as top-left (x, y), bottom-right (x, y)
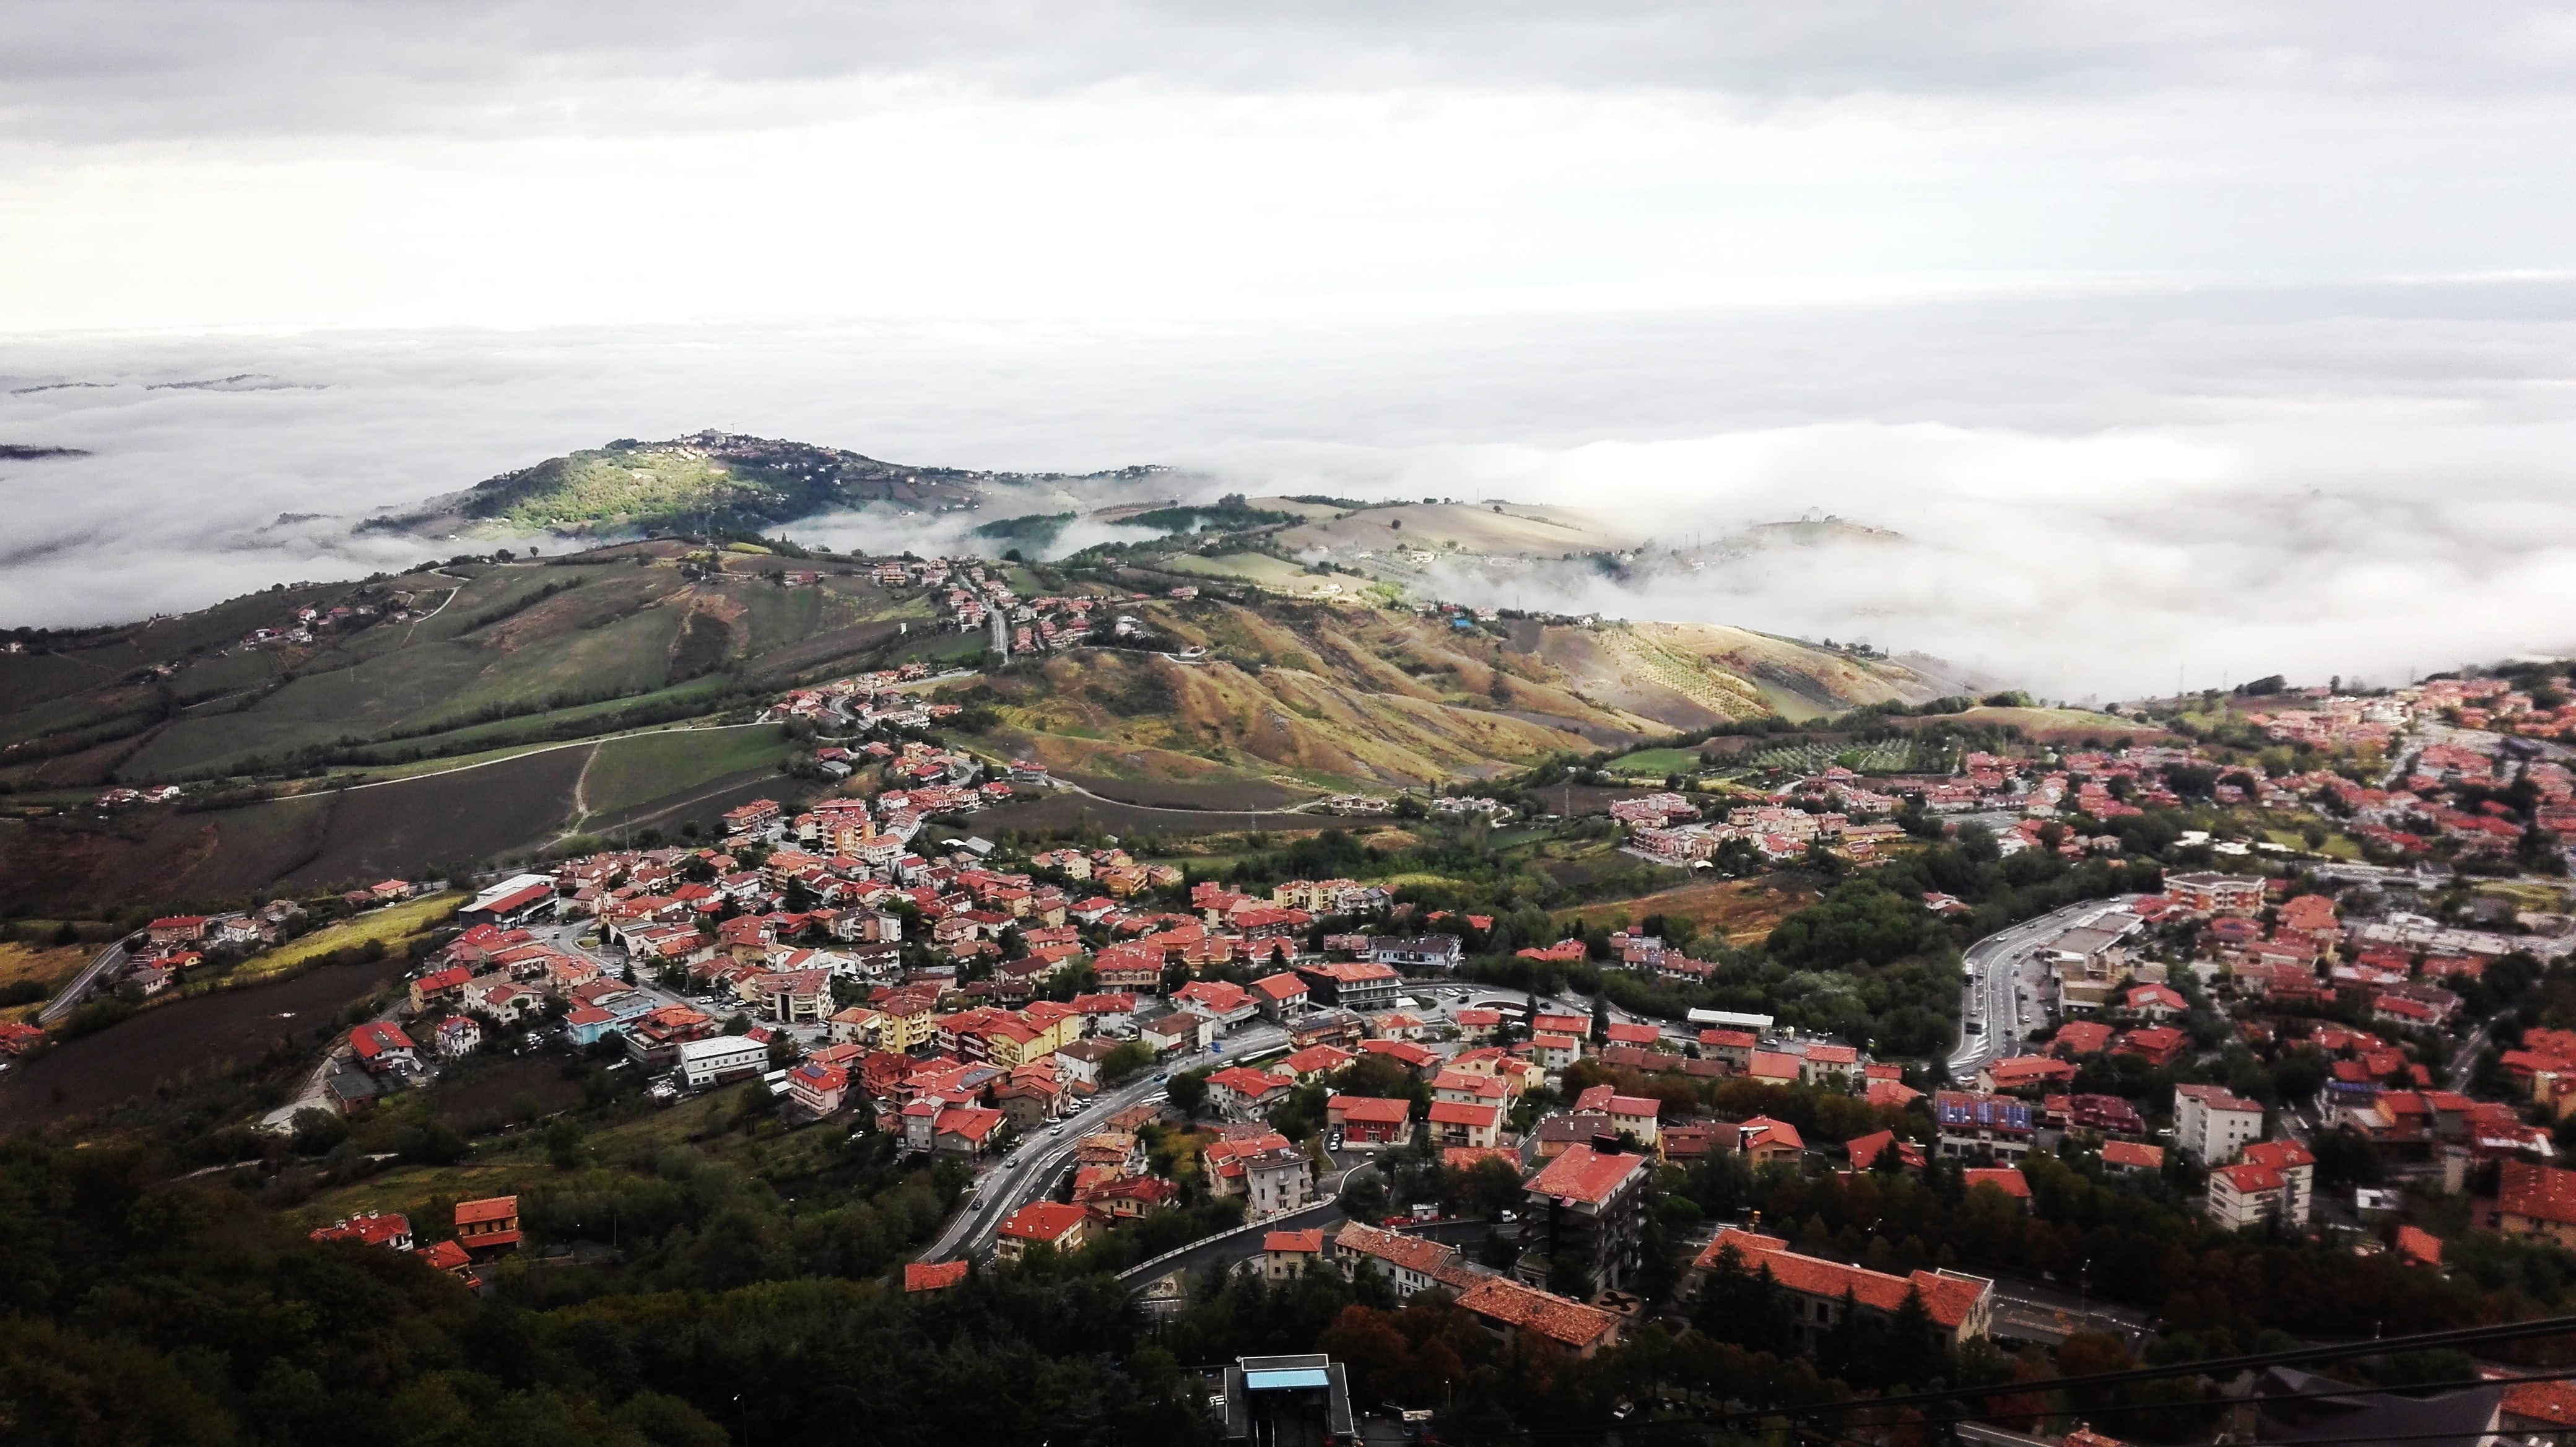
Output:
top-left (1243, 1369), bottom-right (1331, 1391)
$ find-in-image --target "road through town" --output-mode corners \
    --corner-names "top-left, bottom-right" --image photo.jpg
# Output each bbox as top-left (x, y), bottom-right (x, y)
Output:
top-left (1947, 895), bottom-right (2144, 1077)
top-left (924, 1023), bottom-right (1289, 1262)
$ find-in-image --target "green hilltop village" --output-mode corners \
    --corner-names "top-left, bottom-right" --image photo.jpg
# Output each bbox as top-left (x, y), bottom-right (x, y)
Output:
top-left (6, 447), bottom-right (2576, 1446)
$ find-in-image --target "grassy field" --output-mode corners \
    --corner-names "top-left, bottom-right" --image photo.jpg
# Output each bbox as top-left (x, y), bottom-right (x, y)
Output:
top-left (1161, 552), bottom-right (1334, 592)
top-left (230, 893), bottom-right (464, 984)
top-left (0, 940), bottom-right (90, 1021)
top-left (578, 727), bottom-right (794, 820)
top-left (1604, 746), bottom-right (1707, 777)
top-left (1569, 877), bottom-right (1819, 945)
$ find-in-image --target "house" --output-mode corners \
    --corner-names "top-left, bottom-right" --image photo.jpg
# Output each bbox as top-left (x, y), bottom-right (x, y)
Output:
top-left (349, 1022), bottom-right (419, 1076)
top-left (1524, 1143), bottom-right (1651, 1290)
top-left (676, 1034), bottom-right (770, 1090)
top-left (1258, 1228), bottom-right (1327, 1281)
top-left (1933, 1090), bottom-right (2034, 1161)
top-left (2236, 1139), bottom-right (2315, 1225)
top-left (938, 1103), bottom-right (1008, 1155)
top-left (1846, 1130), bottom-right (1925, 1173)
top-left (2164, 871), bottom-right (2265, 916)
top-left (1454, 1275), bottom-right (1622, 1359)
top-left (1174, 979), bottom-right (1258, 1028)
top-left (2175, 1083), bottom-right (2266, 1163)
top-left (1358, 1038), bottom-right (1438, 1074)
top-left (1330, 1220), bottom-right (1477, 1298)
top-left (1206, 1065), bottom-right (1295, 1121)
top-left (996, 1201), bottom-right (1090, 1261)
top-left (1747, 1051), bottom-right (1803, 1086)
top-left (1977, 1056), bottom-right (2078, 1094)
top-left (432, 1015), bottom-right (482, 1059)
top-left (1570, 1085), bottom-right (1662, 1147)
top-left (1279, 1044), bottom-right (1355, 1083)
top-left (1693, 1228), bottom-right (1995, 1350)
top-left (1427, 1099), bottom-right (1502, 1149)
top-left (1730, 1116), bottom-right (1806, 1165)
top-left (1326, 1095), bottom-right (1414, 1145)
top-left (2492, 1160), bottom-right (2576, 1247)
top-left (2100, 1140), bottom-right (2166, 1173)
top-left (1292, 961), bottom-right (1403, 1010)
top-left (2209, 1160), bottom-right (2296, 1229)
top-left (785, 1060), bottom-right (851, 1117)
top-left (1530, 1033), bottom-right (1583, 1072)
top-left (409, 965), bottom-right (474, 1013)
top-left (2050, 1020), bottom-right (2117, 1057)
top-left (2126, 984), bottom-right (2188, 1021)
top-left (905, 1260), bottom-right (970, 1293)
top-left (1077, 1171), bottom-right (1181, 1222)
top-left (2114, 1026), bottom-right (2189, 1069)
top-left (1799, 1044), bottom-right (1861, 1086)
top-left (1964, 1166), bottom-right (2032, 1205)
top-left (310, 1212), bottom-right (414, 1252)
top-left (1202, 1131), bottom-right (1317, 1216)
top-left (455, 1196), bottom-right (522, 1257)
top-left (1250, 972), bottom-right (1312, 1020)
top-left (1366, 935), bottom-right (1463, 972)
top-left (417, 1239), bottom-right (475, 1279)
top-left (1142, 1011), bottom-right (1214, 1057)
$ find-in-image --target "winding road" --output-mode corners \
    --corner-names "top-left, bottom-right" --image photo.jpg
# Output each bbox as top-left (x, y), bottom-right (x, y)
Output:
top-left (922, 1023), bottom-right (1289, 1262)
top-left (1947, 894), bottom-right (2144, 1075)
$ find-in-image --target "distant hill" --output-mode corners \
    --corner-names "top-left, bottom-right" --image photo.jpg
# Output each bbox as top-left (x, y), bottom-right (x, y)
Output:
top-left (359, 431), bottom-right (1173, 540)
top-left (0, 538), bottom-right (1954, 911)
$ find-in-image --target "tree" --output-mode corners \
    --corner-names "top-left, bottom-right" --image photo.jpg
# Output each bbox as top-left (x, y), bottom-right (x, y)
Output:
top-left (1167, 1069), bottom-right (1210, 1117)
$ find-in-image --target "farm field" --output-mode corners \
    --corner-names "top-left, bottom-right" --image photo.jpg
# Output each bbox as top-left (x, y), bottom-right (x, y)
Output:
top-left (228, 893), bottom-right (464, 985)
top-left (279, 746), bottom-right (594, 888)
top-left (577, 727), bottom-right (794, 820)
top-left (1603, 746), bottom-right (1707, 777)
top-left (1568, 877), bottom-right (1821, 945)
top-left (0, 941), bottom-right (90, 1019)
top-left (0, 953), bottom-right (410, 1132)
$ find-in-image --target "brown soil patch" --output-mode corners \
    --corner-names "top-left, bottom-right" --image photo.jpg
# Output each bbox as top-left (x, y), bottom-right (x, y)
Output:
top-left (0, 954), bottom-right (409, 1133)
top-left (1567, 877), bottom-right (1818, 946)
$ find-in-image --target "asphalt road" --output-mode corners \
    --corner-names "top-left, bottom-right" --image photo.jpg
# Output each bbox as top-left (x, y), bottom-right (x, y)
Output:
top-left (1947, 895), bottom-right (2144, 1075)
top-left (37, 938), bottom-right (129, 1026)
top-left (925, 1022), bottom-right (1289, 1262)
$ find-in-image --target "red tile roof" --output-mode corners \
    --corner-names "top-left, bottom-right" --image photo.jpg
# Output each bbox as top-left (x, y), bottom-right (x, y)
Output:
top-left (1527, 1143), bottom-right (1645, 1205)
top-left (1334, 1220), bottom-right (1461, 1277)
top-left (455, 1196), bottom-right (518, 1225)
top-left (1453, 1275), bottom-right (1621, 1349)
top-left (904, 1259), bottom-right (970, 1292)
top-left (1694, 1229), bottom-right (1985, 1331)
top-left (2500, 1160), bottom-right (2576, 1226)
top-left (999, 1201), bottom-right (1089, 1243)
top-left (1965, 1166), bottom-right (2030, 1198)
top-left (1264, 1229), bottom-right (1326, 1253)
top-left (1427, 1100), bottom-right (1499, 1127)
top-left (2504, 1379), bottom-right (2576, 1427)
top-left (2099, 1140), bottom-right (2165, 1169)
top-left (1328, 1094), bottom-right (1412, 1125)
top-left (2395, 1224), bottom-right (2443, 1267)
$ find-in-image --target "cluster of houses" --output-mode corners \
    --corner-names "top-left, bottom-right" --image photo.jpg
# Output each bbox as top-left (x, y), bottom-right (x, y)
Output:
top-left (308, 1194), bottom-right (521, 1285)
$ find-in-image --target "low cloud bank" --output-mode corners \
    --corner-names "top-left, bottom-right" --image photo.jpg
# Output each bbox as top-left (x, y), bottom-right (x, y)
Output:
top-left (4, 283), bottom-right (2572, 697)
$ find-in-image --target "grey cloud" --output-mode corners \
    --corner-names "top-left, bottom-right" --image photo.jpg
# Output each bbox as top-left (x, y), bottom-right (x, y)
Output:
top-left (6, 2), bottom-right (2576, 141)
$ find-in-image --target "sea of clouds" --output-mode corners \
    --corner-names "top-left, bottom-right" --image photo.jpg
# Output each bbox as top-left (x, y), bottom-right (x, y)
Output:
top-left (6, 281), bottom-right (2576, 701)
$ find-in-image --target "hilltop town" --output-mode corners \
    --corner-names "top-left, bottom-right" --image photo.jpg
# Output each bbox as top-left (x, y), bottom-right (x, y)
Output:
top-left (8, 541), bottom-right (2576, 1446)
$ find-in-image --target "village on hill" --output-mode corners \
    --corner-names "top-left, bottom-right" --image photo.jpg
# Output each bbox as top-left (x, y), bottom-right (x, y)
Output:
top-left (11, 551), bottom-right (2576, 1446)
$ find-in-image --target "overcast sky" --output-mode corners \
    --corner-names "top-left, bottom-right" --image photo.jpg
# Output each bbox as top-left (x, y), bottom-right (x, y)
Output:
top-left (3, 3), bottom-right (2574, 696)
